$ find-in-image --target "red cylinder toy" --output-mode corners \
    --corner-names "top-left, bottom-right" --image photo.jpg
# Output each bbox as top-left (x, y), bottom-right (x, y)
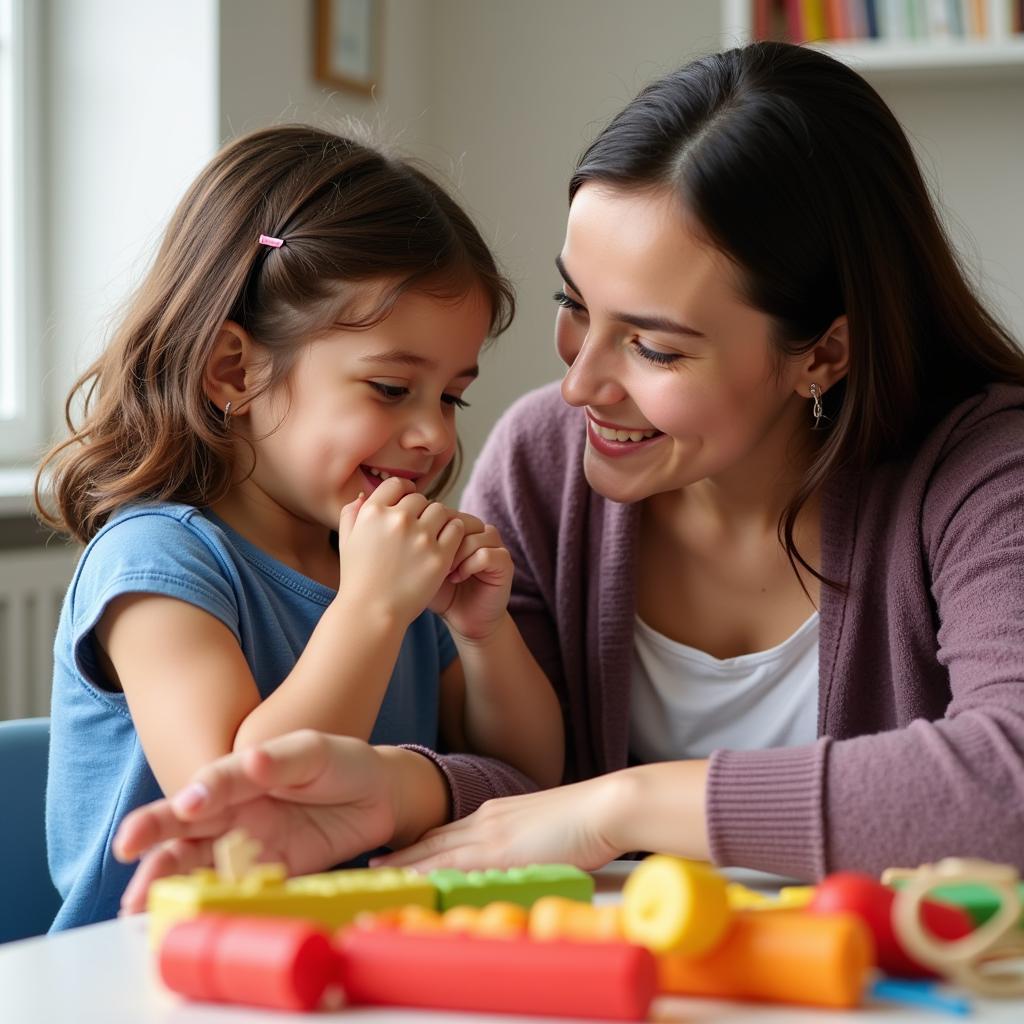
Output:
top-left (159, 914), bottom-right (339, 1011)
top-left (336, 927), bottom-right (657, 1020)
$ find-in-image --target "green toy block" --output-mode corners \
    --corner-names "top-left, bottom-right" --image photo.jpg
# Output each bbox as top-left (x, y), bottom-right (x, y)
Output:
top-left (428, 864), bottom-right (594, 911)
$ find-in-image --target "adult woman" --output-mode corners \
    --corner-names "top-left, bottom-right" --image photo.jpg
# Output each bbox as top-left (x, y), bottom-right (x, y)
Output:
top-left (115, 41), bottom-right (1024, 903)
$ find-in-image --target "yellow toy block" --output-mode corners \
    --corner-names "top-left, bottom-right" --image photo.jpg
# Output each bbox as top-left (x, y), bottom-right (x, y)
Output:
top-left (727, 881), bottom-right (816, 910)
top-left (147, 863), bottom-right (437, 948)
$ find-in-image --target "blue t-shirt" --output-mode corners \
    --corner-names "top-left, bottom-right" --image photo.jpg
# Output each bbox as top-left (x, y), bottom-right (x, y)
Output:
top-left (46, 502), bottom-right (456, 931)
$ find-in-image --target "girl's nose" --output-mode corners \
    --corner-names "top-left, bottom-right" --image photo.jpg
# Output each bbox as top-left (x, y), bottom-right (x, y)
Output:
top-left (402, 405), bottom-right (452, 456)
top-left (560, 335), bottom-right (627, 409)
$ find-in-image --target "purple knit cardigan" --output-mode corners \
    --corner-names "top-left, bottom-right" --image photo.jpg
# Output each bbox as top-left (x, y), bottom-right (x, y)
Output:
top-left (412, 380), bottom-right (1024, 881)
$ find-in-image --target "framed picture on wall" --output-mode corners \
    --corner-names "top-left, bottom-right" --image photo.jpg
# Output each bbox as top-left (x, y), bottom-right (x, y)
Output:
top-left (315, 0), bottom-right (381, 95)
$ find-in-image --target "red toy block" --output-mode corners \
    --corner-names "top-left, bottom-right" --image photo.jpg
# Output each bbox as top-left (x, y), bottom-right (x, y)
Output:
top-left (808, 872), bottom-right (974, 978)
top-left (160, 913), bottom-right (339, 1011)
top-left (336, 927), bottom-right (657, 1020)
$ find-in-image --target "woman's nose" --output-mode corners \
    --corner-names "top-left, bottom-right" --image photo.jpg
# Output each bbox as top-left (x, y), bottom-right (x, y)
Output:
top-left (560, 335), bottom-right (627, 409)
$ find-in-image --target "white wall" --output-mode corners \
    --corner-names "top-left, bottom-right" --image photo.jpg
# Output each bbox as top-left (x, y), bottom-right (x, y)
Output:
top-left (46, 0), bottom-right (220, 425)
top-left (41, 0), bottom-right (1024, 485)
top-left (218, 0), bottom-right (433, 148)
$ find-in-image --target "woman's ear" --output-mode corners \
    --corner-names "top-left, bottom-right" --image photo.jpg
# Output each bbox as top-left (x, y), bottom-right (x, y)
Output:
top-left (204, 321), bottom-right (259, 418)
top-left (797, 315), bottom-right (849, 399)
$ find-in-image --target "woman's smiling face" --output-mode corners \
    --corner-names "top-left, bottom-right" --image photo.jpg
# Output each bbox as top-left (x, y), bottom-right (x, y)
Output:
top-left (554, 184), bottom-right (810, 505)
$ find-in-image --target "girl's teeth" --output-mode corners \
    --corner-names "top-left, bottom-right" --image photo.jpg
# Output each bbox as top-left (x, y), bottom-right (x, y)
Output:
top-left (594, 424), bottom-right (657, 443)
top-left (368, 468), bottom-right (392, 480)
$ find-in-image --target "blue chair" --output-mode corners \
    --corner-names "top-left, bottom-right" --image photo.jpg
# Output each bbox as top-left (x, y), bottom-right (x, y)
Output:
top-left (0, 717), bottom-right (63, 942)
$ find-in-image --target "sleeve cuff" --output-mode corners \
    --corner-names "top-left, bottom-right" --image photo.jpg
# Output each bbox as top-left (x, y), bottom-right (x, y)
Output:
top-left (706, 739), bottom-right (831, 881)
top-left (400, 745), bottom-right (538, 820)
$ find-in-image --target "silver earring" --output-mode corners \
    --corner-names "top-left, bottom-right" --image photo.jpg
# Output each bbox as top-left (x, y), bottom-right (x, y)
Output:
top-left (809, 383), bottom-right (823, 429)
top-left (223, 401), bottom-right (233, 430)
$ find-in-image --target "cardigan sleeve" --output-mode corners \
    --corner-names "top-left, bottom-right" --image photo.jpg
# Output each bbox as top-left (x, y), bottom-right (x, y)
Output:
top-left (707, 401), bottom-right (1024, 880)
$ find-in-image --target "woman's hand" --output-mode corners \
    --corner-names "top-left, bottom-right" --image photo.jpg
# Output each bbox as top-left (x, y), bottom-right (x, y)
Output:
top-left (429, 522), bottom-right (514, 642)
top-left (372, 760), bottom-right (713, 872)
top-left (372, 776), bottom-right (625, 873)
top-left (113, 731), bottom-right (432, 914)
top-left (336, 477), bottom-right (466, 626)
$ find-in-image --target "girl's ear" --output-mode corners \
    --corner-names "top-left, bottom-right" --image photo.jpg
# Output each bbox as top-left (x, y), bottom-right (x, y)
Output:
top-left (204, 321), bottom-right (260, 417)
top-left (797, 315), bottom-right (849, 399)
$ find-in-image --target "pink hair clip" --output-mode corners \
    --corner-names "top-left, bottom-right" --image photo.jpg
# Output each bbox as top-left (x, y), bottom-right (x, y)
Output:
top-left (258, 234), bottom-right (284, 248)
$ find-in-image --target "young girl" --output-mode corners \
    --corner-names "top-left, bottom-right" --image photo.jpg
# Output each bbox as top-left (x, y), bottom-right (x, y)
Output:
top-left (36, 125), bottom-right (562, 931)
top-left (116, 40), bottom-right (1024, 898)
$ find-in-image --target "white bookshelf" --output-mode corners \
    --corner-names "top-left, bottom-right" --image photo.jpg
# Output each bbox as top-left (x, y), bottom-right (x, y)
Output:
top-left (721, 0), bottom-right (1024, 79)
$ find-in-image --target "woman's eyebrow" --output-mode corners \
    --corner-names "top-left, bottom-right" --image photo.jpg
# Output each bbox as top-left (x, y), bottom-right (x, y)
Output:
top-left (555, 255), bottom-right (705, 338)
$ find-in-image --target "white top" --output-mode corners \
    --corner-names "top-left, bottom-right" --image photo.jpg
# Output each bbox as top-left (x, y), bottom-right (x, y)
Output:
top-left (629, 612), bottom-right (820, 763)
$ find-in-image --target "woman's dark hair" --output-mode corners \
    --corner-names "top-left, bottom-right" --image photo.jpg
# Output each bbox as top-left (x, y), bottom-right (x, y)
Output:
top-left (571, 41), bottom-right (1024, 589)
top-left (36, 125), bottom-right (514, 543)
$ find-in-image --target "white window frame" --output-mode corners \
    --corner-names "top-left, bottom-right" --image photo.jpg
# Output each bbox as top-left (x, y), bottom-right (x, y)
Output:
top-left (0, 0), bottom-right (44, 463)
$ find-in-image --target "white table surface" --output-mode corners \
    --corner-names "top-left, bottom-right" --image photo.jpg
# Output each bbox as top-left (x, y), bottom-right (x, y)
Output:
top-left (2, 863), bottom-right (1023, 1024)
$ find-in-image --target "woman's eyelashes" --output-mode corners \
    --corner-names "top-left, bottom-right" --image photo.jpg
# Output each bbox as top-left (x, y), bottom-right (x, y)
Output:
top-left (631, 340), bottom-right (683, 366)
top-left (553, 289), bottom-right (585, 314)
top-left (368, 380), bottom-right (470, 409)
top-left (554, 289), bottom-right (684, 368)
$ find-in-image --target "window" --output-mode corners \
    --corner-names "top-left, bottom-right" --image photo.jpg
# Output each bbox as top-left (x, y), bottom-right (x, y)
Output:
top-left (0, 0), bottom-right (43, 463)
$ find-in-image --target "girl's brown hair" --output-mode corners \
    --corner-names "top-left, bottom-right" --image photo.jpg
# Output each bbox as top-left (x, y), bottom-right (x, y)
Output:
top-left (571, 42), bottom-right (1024, 588)
top-left (36, 125), bottom-right (515, 543)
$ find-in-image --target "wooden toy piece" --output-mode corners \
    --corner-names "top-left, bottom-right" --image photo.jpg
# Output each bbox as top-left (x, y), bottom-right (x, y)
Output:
top-left (528, 895), bottom-right (623, 942)
top-left (160, 913), bottom-right (341, 1012)
top-left (658, 909), bottom-right (874, 1009)
top-left (147, 863), bottom-right (436, 948)
top-left (336, 927), bottom-right (658, 1021)
top-left (212, 828), bottom-right (262, 883)
top-left (808, 871), bottom-right (974, 978)
top-left (621, 855), bottom-right (731, 955)
top-left (885, 865), bottom-right (1024, 929)
top-left (890, 857), bottom-right (1024, 997)
top-left (428, 863), bottom-right (594, 910)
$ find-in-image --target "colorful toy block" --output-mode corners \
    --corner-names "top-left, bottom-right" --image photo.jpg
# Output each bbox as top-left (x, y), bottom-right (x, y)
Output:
top-left (427, 863), bottom-right (594, 910)
top-left (147, 864), bottom-right (436, 948)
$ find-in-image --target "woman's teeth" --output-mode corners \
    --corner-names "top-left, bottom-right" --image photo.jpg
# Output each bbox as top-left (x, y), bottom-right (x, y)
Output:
top-left (593, 424), bottom-right (659, 443)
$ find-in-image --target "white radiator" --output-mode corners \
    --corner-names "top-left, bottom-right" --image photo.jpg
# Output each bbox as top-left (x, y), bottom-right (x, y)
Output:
top-left (0, 546), bottom-right (78, 719)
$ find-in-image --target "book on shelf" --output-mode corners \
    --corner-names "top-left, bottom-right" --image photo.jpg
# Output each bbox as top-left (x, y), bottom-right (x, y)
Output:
top-left (749, 0), bottom-right (1024, 43)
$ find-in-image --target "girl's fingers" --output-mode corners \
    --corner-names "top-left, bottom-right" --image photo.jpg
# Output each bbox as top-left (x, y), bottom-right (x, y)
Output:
top-left (337, 492), bottom-right (365, 544)
top-left (363, 476), bottom-right (416, 507)
top-left (437, 515), bottom-right (466, 554)
top-left (449, 545), bottom-right (512, 585)
top-left (419, 500), bottom-right (456, 538)
top-left (450, 511), bottom-right (486, 536)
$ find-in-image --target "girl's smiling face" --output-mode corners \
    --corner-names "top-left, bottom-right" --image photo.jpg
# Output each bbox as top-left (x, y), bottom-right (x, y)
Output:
top-left (555, 185), bottom-right (812, 506)
top-left (240, 285), bottom-right (490, 532)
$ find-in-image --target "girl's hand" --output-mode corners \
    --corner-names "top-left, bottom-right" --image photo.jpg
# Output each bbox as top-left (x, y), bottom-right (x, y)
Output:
top-left (114, 731), bottom-right (400, 913)
top-left (372, 776), bottom-right (624, 873)
top-left (428, 523), bottom-right (514, 642)
top-left (336, 477), bottom-right (465, 626)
